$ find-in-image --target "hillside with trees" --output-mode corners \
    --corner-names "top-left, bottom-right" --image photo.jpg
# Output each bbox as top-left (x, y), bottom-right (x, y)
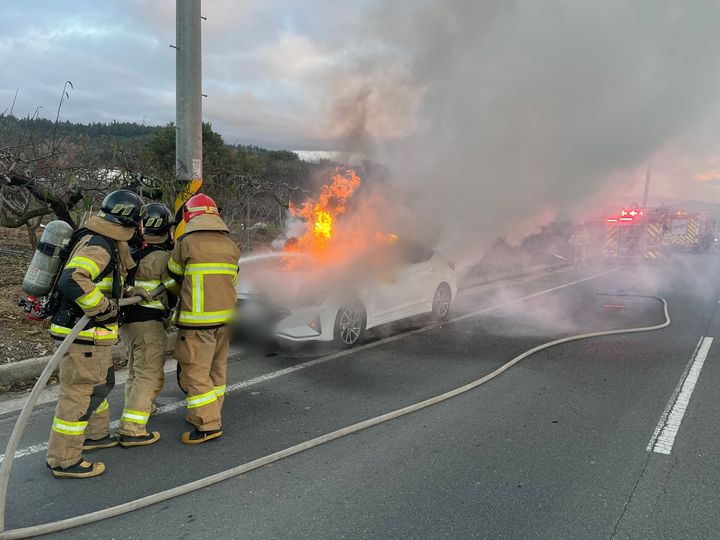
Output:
top-left (0, 113), bottom-right (343, 250)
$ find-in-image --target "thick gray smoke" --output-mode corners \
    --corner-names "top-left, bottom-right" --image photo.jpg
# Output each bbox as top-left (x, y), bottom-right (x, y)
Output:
top-left (323, 0), bottom-right (720, 262)
top-left (225, 1), bottom-right (720, 342)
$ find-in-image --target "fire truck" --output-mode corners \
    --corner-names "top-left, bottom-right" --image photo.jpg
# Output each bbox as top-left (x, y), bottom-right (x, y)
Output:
top-left (604, 205), bottom-right (716, 260)
top-left (660, 210), bottom-right (714, 251)
top-left (603, 206), bottom-right (663, 260)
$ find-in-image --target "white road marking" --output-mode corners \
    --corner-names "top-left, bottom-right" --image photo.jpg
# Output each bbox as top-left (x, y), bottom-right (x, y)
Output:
top-left (648, 336), bottom-right (713, 455)
top-left (0, 442), bottom-right (48, 462)
top-left (0, 269), bottom-right (615, 464)
top-left (645, 338), bottom-right (702, 452)
top-left (0, 360), bottom-right (179, 417)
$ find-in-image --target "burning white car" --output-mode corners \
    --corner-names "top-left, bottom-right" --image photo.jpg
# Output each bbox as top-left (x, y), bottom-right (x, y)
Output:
top-left (235, 168), bottom-right (456, 348)
top-left (235, 246), bottom-right (457, 348)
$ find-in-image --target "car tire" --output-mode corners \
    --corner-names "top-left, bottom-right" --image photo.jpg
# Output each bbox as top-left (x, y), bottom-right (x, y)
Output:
top-left (333, 301), bottom-right (366, 348)
top-left (431, 282), bottom-right (452, 321)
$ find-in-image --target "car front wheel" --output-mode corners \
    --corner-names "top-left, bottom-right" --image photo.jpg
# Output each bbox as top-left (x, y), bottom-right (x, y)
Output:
top-left (333, 302), bottom-right (366, 348)
top-left (432, 283), bottom-right (452, 320)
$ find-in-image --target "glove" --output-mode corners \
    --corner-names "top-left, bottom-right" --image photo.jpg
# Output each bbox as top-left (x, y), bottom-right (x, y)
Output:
top-left (126, 287), bottom-right (153, 302)
top-left (93, 300), bottom-right (118, 324)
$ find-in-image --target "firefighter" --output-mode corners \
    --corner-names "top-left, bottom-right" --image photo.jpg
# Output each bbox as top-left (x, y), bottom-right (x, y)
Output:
top-left (162, 193), bottom-right (240, 444)
top-left (569, 223), bottom-right (591, 267)
top-left (116, 203), bottom-right (176, 447)
top-left (46, 189), bottom-right (143, 478)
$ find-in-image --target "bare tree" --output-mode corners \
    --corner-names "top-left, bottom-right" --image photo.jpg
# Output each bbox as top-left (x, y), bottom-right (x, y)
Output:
top-left (206, 172), bottom-right (310, 250)
top-left (0, 85), bottom-right (125, 241)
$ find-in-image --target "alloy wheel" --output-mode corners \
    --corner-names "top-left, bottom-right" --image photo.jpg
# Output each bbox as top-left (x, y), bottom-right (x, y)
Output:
top-left (433, 284), bottom-right (451, 318)
top-left (338, 306), bottom-right (363, 345)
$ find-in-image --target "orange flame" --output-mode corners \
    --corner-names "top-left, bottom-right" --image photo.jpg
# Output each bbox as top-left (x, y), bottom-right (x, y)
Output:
top-left (283, 168), bottom-right (400, 270)
top-left (314, 209), bottom-right (333, 239)
top-left (285, 168), bottom-right (361, 265)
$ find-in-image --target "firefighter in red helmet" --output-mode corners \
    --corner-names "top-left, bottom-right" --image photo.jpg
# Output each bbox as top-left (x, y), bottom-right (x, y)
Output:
top-left (162, 193), bottom-right (240, 444)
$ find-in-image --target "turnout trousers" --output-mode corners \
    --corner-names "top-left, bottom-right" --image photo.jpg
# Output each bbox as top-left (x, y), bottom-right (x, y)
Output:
top-left (117, 320), bottom-right (167, 436)
top-left (175, 326), bottom-right (230, 432)
top-left (573, 243), bottom-right (589, 266)
top-left (46, 343), bottom-right (114, 469)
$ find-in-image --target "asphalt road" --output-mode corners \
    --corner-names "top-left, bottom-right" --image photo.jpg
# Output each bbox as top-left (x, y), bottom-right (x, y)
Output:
top-left (1, 255), bottom-right (720, 539)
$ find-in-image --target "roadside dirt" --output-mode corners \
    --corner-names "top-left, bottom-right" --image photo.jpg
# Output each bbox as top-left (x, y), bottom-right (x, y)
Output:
top-left (0, 226), bottom-right (55, 366)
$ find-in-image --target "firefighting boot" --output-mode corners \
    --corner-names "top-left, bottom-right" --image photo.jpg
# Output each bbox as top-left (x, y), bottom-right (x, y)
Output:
top-left (119, 431), bottom-right (161, 448)
top-left (48, 459), bottom-right (105, 479)
top-left (82, 434), bottom-right (120, 451)
top-left (181, 428), bottom-right (223, 445)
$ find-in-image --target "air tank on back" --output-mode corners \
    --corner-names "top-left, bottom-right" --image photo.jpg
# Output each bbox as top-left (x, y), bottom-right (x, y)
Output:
top-left (22, 220), bottom-right (74, 296)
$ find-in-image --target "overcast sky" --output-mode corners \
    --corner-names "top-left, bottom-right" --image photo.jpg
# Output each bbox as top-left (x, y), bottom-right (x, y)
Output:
top-left (0, 0), bottom-right (392, 150)
top-left (2, 0), bottom-right (720, 209)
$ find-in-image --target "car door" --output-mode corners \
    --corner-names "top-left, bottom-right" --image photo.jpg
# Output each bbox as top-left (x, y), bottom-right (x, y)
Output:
top-left (408, 253), bottom-right (441, 313)
top-left (379, 243), bottom-right (438, 322)
top-left (368, 265), bottom-right (416, 324)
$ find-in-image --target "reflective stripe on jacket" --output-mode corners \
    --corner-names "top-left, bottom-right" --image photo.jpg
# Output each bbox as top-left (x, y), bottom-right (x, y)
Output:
top-left (50, 322), bottom-right (120, 343)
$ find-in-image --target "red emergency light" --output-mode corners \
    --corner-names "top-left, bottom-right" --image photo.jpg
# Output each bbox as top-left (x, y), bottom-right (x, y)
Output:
top-left (620, 208), bottom-right (644, 217)
top-left (619, 217), bottom-right (634, 221)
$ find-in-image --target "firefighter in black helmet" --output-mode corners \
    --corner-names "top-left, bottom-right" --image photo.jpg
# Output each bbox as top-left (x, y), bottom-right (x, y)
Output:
top-left (46, 189), bottom-right (143, 478)
top-left (117, 203), bottom-right (177, 447)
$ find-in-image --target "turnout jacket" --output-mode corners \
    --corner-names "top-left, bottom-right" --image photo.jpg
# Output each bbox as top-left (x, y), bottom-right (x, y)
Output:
top-left (163, 214), bottom-right (240, 329)
top-left (50, 216), bottom-right (135, 345)
top-left (570, 228), bottom-right (591, 246)
top-left (123, 233), bottom-right (177, 323)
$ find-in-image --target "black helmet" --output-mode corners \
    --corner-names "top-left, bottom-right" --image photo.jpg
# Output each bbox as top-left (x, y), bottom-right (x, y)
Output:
top-left (98, 189), bottom-right (144, 227)
top-left (142, 203), bottom-right (173, 235)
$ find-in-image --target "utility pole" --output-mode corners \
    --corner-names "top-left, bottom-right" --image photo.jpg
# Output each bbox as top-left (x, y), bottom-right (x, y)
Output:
top-left (174, 0), bottom-right (203, 234)
top-left (642, 159), bottom-right (652, 208)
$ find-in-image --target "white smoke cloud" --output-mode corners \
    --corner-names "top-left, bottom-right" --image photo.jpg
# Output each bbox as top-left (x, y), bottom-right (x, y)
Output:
top-left (312, 0), bottom-right (720, 260)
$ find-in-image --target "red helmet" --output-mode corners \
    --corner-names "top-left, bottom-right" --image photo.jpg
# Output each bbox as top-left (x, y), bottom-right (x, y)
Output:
top-left (183, 193), bottom-right (219, 222)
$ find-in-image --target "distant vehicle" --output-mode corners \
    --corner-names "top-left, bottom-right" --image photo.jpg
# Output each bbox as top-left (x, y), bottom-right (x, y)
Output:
top-left (603, 206), bottom-right (716, 260)
top-left (235, 244), bottom-right (457, 348)
top-left (661, 210), bottom-right (713, 251)
top-left (604, 206), bottom-right (662, 260)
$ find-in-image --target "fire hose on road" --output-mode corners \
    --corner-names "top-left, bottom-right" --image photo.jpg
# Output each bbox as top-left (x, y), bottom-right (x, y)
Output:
top-left (0, 286), bottom-right (166, 534)
top-left (0, 281), bottom-right (669, 539)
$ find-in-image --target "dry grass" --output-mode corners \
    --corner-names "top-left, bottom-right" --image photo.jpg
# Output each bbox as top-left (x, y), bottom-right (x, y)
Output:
top-left (0, 227), bottom-right (55, 365)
